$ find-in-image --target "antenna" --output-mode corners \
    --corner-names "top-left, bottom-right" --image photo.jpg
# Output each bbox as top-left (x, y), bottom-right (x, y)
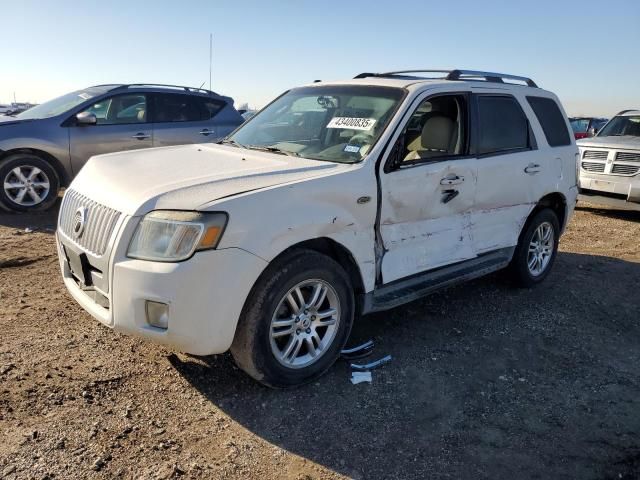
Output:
top-left (209, 33), bottom-right (212, 91)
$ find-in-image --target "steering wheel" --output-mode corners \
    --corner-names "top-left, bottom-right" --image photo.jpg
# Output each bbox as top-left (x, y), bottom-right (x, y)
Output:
top-left (347, 133), bottom-right (374, 147)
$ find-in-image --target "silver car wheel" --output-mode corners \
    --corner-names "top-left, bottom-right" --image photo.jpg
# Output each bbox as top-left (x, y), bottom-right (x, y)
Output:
top-left (3, 165), bottom-right (51, 207)
top-left (527, 221), bottom-right (554, 276)
top-left (270, 279), bottom-right (341, 369)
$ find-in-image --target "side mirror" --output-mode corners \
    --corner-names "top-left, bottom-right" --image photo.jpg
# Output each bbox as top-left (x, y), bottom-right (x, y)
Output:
top-left (587, 127), bottom-right (597, 137)
top-left (76, 111), bottom-right (97, 126)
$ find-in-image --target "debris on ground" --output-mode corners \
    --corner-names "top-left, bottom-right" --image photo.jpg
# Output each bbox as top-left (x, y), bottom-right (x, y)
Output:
top-left (350, 355), bottom-right (392, 372)
top-left (341, 339), bottom-right (374, 360)
top-left (350, 371), bottom-right (372, 385)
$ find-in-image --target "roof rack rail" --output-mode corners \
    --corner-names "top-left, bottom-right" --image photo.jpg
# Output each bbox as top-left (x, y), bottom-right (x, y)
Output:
top-left (354, 69), bottom-right (538, 88)
top-left (110, 83), bottom-right (218, 95)
top-left (616, 109), bottom-right (640, 116)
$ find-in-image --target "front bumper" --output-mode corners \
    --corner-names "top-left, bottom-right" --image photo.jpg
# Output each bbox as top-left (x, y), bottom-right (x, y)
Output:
top-left (57, 232), bottom-right (268, 355)
top-left (579, 171), bottom-right (640, 204)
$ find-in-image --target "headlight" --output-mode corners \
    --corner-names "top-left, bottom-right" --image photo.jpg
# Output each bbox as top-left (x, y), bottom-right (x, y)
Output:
top-left (127, 211), bottom-right (228, 262)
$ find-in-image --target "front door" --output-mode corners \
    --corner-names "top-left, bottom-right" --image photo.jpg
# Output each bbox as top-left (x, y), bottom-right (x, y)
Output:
top-left (68, 93), bottom-right (152, 174)
top-left (379, 92), bottom-right (478, 284)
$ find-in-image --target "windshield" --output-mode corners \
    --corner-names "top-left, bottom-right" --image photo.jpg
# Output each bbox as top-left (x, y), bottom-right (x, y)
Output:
top-left (598, 115), bottom-right (640, 137)
top-left (15, 87), bottom-right (113, 120)
top-left (570, 118), bottom-right (590, 134)
top-left (227, 85), bottom-right (405, 163)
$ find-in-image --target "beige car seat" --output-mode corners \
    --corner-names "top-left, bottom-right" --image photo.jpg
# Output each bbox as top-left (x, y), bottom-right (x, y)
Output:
top-left (404, 114), bottom-right (455, 161)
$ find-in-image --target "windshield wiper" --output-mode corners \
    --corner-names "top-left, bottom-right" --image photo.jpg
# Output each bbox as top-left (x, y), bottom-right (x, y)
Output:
top-left (218, 138), bottom-right (246, 148)
top-left (245, 145), bottom-right (299, 157)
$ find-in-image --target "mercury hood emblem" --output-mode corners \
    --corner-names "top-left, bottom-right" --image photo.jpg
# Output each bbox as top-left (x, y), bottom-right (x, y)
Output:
top-left (73, 206), bottom-right (87, 238)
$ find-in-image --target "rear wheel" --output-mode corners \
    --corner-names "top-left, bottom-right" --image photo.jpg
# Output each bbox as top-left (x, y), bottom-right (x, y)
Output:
top-left (231, 249), bottom-right (355, 388)
top-left (508, 208), bottom-right (560, 287)
top-left (0, 154), bottom-right (60, 212)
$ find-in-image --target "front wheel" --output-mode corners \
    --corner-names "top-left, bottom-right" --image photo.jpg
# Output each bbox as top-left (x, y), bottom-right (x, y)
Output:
top-left (0, 154), bottom-right (60, 212)
top-left (231, 249), bottom-right (355, 388)
top-left (508, 208), bottom-right (560, 287)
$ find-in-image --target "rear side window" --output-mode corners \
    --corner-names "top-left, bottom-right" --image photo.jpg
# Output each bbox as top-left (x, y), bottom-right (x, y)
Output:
top-left (153, 94), bottom-right (201, 123)
top-left (526, 96), bottom-right (571, 147)
top-left (477, 96), bottom-right (530, 155)
top-left (193, 97), bottom-right (225, 120)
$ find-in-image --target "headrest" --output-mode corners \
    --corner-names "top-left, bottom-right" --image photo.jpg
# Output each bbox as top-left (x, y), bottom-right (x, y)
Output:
top-left (421, 115), bottom-right (454, 151)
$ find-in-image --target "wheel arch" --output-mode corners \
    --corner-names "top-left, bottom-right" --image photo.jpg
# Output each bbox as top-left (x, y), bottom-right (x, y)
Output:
top-left (529, 192), bottom-right (568, 233)
top-left (270, 237), bottom-right (366, 309)
top-left (0, 148), bottom-right (69, 187)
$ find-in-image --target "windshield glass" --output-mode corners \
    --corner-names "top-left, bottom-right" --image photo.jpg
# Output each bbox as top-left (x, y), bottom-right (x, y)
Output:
top-left (228, 86), bottom-right (405, 163)
top-left (15, 87), bottom-right (112, 120)
top-left (570, 118), bottom-right (590, 133)
top-left (598, 115), bottom-right (640, 137)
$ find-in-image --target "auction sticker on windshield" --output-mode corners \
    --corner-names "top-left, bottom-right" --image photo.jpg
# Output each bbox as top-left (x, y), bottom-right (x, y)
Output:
top-left (327, 117), bottom-right (377, 131)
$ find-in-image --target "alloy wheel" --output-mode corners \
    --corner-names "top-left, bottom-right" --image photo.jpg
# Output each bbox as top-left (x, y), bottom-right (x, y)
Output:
top-left (527, 221), bottom-right (554, 276)
top-left (3, 165), bottom-right (51, 207)
top-left (270, 279), bottom-right (341, 369)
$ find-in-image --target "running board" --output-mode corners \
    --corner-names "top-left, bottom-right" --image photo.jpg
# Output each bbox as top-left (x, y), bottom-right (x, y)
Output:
top-left (362, 247), bottom-right (515, 314)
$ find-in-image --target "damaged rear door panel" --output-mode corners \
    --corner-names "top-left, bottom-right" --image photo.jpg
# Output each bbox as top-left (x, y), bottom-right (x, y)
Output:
top-left (471, 89), bottom-right (558, 254)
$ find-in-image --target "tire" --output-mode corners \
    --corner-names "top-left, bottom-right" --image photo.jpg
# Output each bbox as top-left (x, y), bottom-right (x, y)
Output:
top-left (508, 208), bottom-right (560, 287)
top-left (0, 153), bottom-right (60, 213)
top-left (231, 249), bottom-right (355, 388)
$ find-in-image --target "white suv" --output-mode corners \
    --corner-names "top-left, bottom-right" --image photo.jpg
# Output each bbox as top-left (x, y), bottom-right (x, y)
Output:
top-left (56, 69), bottom-right (578, 387)
top-left (577, 109), bottom-right (640, 209)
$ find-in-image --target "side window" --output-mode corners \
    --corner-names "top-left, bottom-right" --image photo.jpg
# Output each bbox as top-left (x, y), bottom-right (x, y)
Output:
top-left (194, 97), bottom-right (225, 120)
top-left (400, 94), bottom-right (467, 163)
top-left (154, 94), bottom-right (201, 123)
top-left (526, 96), bottom-right (571, 147)
top-left (476, 95), bottom-right (530, 155)
top-left (84, 94), bottom-right (147, 125)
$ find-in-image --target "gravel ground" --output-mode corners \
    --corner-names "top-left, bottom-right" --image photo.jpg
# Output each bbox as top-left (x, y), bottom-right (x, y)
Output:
top-left (0, 202), bottom-right (639, 480)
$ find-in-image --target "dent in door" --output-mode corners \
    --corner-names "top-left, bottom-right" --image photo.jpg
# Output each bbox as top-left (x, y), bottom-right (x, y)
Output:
top-left (380, 164), bottom-right (477, 282)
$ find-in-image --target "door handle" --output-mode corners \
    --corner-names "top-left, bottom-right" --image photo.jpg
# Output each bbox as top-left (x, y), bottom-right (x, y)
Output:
top-left (131, 133), bottom-right (150, 140)
top-left (442, 189), bottom-right (459, 204)
top-left (524, 163), bottom-right (541, 174)
top-left (199, 129), bottom-right (214, 136)
top-left (440, 174), bottom-right (464, 186)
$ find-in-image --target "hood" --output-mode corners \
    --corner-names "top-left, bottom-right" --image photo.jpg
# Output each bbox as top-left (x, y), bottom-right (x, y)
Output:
top-left (577, 135), bottom-right (640, 150)
top-left (0, 116), bottom-right (34, 125)
top-left (70, 144), bottom-right (351, 216)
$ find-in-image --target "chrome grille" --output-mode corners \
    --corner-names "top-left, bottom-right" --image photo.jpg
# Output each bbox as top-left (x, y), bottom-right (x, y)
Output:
top-left (583, 150), bottom-right (608, 160)
top-left (615, 151), bottom-right (640, 163)
top-left (58, 189), bottom-right (120, 256)
top-left (611, 164), bottom-right (640, 176)
top-left (581, 161), bottom-right (606, 173)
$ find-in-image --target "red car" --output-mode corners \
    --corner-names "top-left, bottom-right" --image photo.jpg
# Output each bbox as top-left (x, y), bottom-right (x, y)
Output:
top-left (569, 117), bottom-right (608, 140)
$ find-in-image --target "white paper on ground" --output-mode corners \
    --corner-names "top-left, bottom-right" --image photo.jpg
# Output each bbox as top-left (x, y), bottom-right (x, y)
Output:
top-left (350, 371), bottom-right (372, 384)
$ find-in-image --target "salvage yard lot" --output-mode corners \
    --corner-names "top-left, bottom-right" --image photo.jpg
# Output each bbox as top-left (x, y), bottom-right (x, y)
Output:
top-left (0, 203), bottom-right (639, 480)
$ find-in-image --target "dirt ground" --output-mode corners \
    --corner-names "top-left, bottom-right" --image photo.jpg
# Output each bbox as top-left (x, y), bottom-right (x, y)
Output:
top-left (0, 201), bottom-right (639, 480)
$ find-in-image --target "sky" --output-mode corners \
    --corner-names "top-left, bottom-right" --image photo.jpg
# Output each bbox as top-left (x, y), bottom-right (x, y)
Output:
top-left (1, 0), bottom-right (638, 117)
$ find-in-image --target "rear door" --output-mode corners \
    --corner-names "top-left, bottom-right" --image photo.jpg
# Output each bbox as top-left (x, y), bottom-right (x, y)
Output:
top-left (378, 90), bottom-right (478, 283)
top-left (68, 93), bottom-right (151, 173)
top-left (151, 93), bottom-right (225, 146)
top-left (470, 90), bottom-right (558, 254)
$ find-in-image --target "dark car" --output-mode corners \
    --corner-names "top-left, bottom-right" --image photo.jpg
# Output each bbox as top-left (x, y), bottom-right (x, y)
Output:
top-left (569, 117), bottom-right (608, 140)
top-left (0, 84), bottom-right (244, 212)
